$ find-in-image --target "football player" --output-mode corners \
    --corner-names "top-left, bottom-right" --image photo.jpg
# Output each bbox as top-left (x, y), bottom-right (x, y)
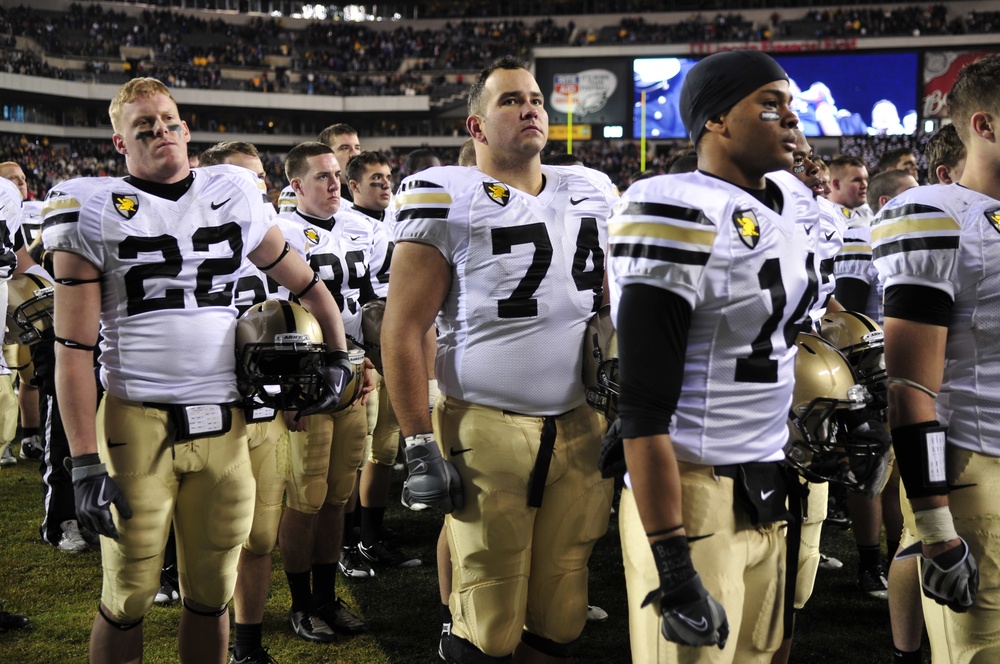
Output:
top-left (278, 123), bottom-right (361, 214)
top-left (42, 78), bottom-right (352, 664)
top-left (383, 55), bottom-right (617, 662)
top-left (0, 176), bottom-right (22, 469)
top-left (339, 150), bottom-right (424, 573)
top-left (873, 53), bottom-right (1000, 663)
top-left (609, 50), bottom-right (813, 662)
top-left (272, 141), bottom-right (373, 643)
top-left (0, 161), bottom-right (46, 464)
top-left (198, 140), bottom-right (291, 664)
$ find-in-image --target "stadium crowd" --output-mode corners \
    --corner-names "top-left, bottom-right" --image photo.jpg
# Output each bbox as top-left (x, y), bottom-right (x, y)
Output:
top-left (3, 3), bottom-right (1000, 95)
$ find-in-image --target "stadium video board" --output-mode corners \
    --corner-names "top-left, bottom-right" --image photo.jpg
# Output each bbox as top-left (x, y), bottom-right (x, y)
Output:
top-left (633, 52), bottom-right (920, 140)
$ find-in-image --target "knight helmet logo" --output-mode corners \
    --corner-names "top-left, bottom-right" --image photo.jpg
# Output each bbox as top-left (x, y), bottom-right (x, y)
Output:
top-left (113, 193), bottom-right (139, 220)
top-left (484, 182), bottom-right (510, 207)
top-left (986, 209), bottom-right (1000, 236)
top-left (733, 210), bottom-right (761, 249)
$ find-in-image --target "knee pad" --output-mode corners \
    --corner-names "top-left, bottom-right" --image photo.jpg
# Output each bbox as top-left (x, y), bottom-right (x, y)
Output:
top-left (98, 605), bottom-right (143, 631)
top-left (521, 630), bottom-right (580, 659)
top-left (444, 634), bottom-right (513, 664)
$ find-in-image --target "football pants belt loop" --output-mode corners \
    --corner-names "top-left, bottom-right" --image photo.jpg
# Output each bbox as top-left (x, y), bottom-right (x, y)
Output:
top-left (527, 416), bottom-right (557, 508)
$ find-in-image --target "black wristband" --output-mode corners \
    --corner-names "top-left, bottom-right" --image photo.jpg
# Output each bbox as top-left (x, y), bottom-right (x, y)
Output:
top-left (325, 349), bottom-right (350, 365)
top-left (891, 420), bottom-right (950, 499)
top-left (72, 453), bottom-right (102, 468)
top-left (650, 535), bottom-right (696, 589)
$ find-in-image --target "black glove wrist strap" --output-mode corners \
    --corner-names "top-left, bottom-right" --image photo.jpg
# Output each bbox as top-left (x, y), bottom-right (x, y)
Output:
top-left (650, 535), bottom-right (697, 589)
top-left (325, 349), bottom-right (350, 364)
top-left (71, 454), bottom-right (108, 482)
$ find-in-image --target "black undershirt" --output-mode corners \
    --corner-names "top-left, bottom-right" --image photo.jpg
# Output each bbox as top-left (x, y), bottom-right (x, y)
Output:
top-left (617, 284), bottom-right (692, 439)
top-left (125, 172), bottom-right (194, 201)
top-left (884, 284), bottom-right (953, 327)
top-left (352, 204), bottom-right (384, 222)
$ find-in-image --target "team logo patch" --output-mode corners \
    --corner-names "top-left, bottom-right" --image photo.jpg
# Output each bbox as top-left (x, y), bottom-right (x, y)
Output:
top-left (986, 209), bottom-right (1000, 236)
top-left (483, 182), bottom-right (510, 207)
top-left (841, 207), bottom-right (852, 218)
top-left (732, 210), bottom-right (761, 249)
top-left (113, 193), bottom-right (139, 220)
top-left (304, 228), bottom-right (321, 245)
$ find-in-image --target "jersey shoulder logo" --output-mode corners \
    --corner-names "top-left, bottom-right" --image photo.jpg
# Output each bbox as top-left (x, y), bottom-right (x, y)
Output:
top-left (483, 182), bottom-right (510, 207)
top-left (732, 209), bottom-right (761, 249)
top-left (841, 206), bottom-right (852, 218)
top-left (985, 208), bottom-right (1000, 236)
top-left (304, 228), bottom-right (320, 245)
top-left (113, 193), bottom-right (139, 220)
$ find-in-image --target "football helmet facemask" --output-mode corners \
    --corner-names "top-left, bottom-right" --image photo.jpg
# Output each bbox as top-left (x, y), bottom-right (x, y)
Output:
top-left (786, 333), bottom-right (881, 490)
top-left (360, 298), bottom-right (386, 374)
top-left (818, 310), bottom-right (887, 412)
top-left (583, 304), bottom-right (619, 422)
top-left (5, 273), bottom-right (54, 346)
top-left (236, 300), bottom-right (330, 412)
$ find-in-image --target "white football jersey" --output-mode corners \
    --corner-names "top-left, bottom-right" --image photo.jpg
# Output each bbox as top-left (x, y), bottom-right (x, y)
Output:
top-left (609, 172), bottom-right (817, 466)
top-left (872, 183), bottom-right (1000, 456)
top-left (769, 170), bottom-right (830, 321)
top-left (394, 164), bottom-right (616, 415)
top-left (338, 207), bottom-right (377, 308)
top-left (233, 261), bottom-right (280, 316)
top-left (41, 166), bottom-right (274, 403)
top-left (19, 199), bottom-right (43, 249)
top-left (833, 201), bottom-right (882, 322)
top-left (815, 195), bottom-right (848, 319)
top-left (277, 184), bottom-right (297, 215)
top-left (276, 209), bottom-right (366, 341)
top-left (366, 207), bottom-right (395, 299)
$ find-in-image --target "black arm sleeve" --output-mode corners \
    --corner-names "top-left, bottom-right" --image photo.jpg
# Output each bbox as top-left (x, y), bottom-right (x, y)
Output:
top-left (617, 283), bottom-right (692, 440)
top-left (833, 276), bottom-right (870, 314)
top-left (883, 284), bottom-right (953, 327)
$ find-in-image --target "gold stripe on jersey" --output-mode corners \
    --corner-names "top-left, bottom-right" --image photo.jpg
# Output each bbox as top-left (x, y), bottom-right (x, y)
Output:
top-left (871, 215), bottom-right (959, 243)
top-left (42, 197), bottom-right (80, 217)
top-left (609, 221), bottom-right (716, 247)
top-left (837, 242), bottom-right (871, 255)
top-left (395, 192), bottom-right (453, 207)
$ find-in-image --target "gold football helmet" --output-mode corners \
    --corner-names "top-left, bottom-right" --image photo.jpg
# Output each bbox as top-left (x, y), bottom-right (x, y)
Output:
top-left (237, 300), bottom-right (328, 411)
top-left (236, 300), bottom-right (366, 413)
top-left (583, 304), bottom-right (619, 422)
top-left (360, 298), bottom-right (386, 374)
top-left (818, 310), bottom-right (887, 411)
top-left (786, 333), bottom-right (879, 489)
top-left (5, 273), bottom-right (54, 346)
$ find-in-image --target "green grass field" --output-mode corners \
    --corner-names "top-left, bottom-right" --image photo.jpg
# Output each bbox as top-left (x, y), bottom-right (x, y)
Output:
top-left (0, 455), bottom-right (924, 663)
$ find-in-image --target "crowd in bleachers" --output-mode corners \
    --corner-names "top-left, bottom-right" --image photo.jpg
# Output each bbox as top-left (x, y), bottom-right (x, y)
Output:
top-left (4, 3), bottom-right (1000, 99)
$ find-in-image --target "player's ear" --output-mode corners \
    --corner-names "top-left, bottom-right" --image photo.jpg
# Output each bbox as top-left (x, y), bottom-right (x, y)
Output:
top-left (112, 133), bottom-right (128, 156)
top-left (703, 114), bottom-right (725, 138)
top-left (970, 111), bottom-right (994, 140)
top-left (467, 115), bottom-right (486, 144)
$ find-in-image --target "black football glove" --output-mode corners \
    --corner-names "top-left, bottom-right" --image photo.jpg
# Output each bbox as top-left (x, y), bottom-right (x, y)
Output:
top-left (897, 537), bottom-right (979, 613)
top-left (402, 434), bottom-right (463, 513)
top-left (70, 453), bottom-right (132, 540)
top-left (300, 350), bottom-right (354, 416)
top-left (642, 535), bottom-right (729, 649)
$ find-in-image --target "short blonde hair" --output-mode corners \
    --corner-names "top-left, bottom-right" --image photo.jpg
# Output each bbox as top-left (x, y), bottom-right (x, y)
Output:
top-left (109, 77), bottom-right (174, 133)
